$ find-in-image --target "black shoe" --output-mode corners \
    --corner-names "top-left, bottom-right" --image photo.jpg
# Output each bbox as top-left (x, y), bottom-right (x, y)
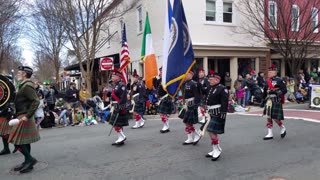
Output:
top-left (0, 149), bottom-right (10, 156)
top-left (111, 141), bottom-right (125, 146)
top-left (160, 129), bottom-right (170, 133)
top-left (19, 162), bottom-right (34, 173)
top-left (205, 153), bottom-right (212, 158)
top-left (263, 137), bottom-right (273, 140)
top-left (281, 130), bottom-right (286, 138)
top-left (12, 147), bottom-right (18, 153)
top-left (182, 142), bottom-right (193, 145)
top-left (13, 162), bottom-right (26, 171)
top-left (211, 155), bottom-right (220, 161)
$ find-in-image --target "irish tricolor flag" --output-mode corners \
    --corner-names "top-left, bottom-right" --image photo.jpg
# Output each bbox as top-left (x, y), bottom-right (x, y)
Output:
top-left (142, 12), bottom-right (158, 89)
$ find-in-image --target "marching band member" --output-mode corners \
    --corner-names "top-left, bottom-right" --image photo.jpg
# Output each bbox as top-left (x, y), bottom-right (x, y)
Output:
top-left (131, 71), bottom-right (146, 129)
top-left (263, 64), bottom-right (287, 140)
top-left (181, 70), bottom-right (201, 145)
top-left (8, 66), bottom-right (40, 173)
top-left (153, 67), bottom-right (173, 133)
top-left (109, 69), bottom-right (128, 146)
top-left (205, 71), bottom-right (229, 161)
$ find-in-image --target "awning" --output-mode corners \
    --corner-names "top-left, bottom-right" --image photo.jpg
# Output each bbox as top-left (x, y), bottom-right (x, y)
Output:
top-left (64, 53), bottom-right (120, 71)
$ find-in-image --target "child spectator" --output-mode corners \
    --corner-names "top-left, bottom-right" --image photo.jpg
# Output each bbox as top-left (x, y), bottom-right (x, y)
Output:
top-left (72, 108), bottom-right (83, 126)
top-left (295, 89), bottom-right (305, 104)
top-left (35, 93), bottom-right (45, 129)
top-left (84, 109), bottom-right (97, 126)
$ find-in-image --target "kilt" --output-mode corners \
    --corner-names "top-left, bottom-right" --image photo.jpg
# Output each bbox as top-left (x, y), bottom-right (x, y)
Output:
top-left (183, 106), bottom-right (199, 124)
top-left (264, 101), bottom-right (284, 120)
top-left (157, 100), bottom-right (173, 115)
top-left (134, 102), bottom-right (145, 114)
top-left (109, 112), bottom-right (129, 127)
top-left (0, 117), bottom-right (11, 136)
top-left (8, 114), bottom-right (40, 145)
top-left (207, 115), bottom-right (225, 134)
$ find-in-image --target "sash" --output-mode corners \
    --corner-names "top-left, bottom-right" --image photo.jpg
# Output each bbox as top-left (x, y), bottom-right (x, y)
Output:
top-left (111, 89), bottom-right (121, 103)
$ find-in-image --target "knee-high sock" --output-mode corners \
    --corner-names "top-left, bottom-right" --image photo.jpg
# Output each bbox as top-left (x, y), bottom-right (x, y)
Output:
top-left (26, 144), bottom-right (31, 153)
top-left (1, 134), bottom-right (9, 151)
top-left (20, 144), bottom-right (33, 163)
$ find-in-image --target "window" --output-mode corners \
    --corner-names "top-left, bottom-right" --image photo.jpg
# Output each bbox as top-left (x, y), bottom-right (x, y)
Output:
top-left (137, 6), bottom-right (143, 32)
top-left (269, 0), bottom-right (277, 28)
top-left (311, 7), bottom-right (318, 33)
top-left (206, 0), bottom-right (216, 21)
top-left (223, 2), bottom-right (233, 23)
top-left (292, 5), bottom-right (300, 32)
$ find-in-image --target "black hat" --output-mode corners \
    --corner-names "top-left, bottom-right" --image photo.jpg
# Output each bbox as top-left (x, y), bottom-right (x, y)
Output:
top-left (208, 70), bottom-right (221, 80)
top-left (70, 82), bottom-right (76, 85)
top-left (159, 66), bottom-right (162, 71)
top-left (18, 66), bottom-right (33, 75)
top-left (132, 69), bottom-right (139, 78)
top-left (268, 64), bottom-right (277, 71)
top-left (112, 68), bottom-right (122, 78)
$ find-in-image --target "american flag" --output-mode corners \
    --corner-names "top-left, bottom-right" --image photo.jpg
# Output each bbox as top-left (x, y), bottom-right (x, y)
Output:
top-left (119, 23), bottom-right (130, 84)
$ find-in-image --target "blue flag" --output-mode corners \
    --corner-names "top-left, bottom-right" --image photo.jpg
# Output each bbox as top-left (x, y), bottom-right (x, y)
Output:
top-left (164, 0), bottom-right (195, 97)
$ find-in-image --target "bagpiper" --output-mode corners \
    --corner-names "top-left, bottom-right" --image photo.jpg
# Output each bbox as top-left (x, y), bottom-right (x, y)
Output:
top-left (8, 66), bottom-right (40, 173)
top-left (0, 75), bottom-right (15, 156)
top-left (263, 64), bottom-right (287, 140)
top-left (131, 71), bottom-right (146, 129)
top-left (204, 71), bottom-right (229, 161)
top-left (109, 68), bottom-right (128, 146)
top-left (180, 70), bottom-right (202, 145)
top-left (153, 67), bottom-right (173, 133)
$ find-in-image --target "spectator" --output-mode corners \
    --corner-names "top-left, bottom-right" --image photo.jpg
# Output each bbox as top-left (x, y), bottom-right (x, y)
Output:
top-left (56, 98), bottom-right (70, 127)
top-left (257, 72), bottom-right (267, 107)
top-left (34, 92), bottom-right (45, 129)
top-left (72, 108), bottom-right (83, 126)
top-left (43, 80), bottom-right (58, 111)
top-left (224, 72), bottom-right (232, 90)
top-left (286, 78), bottom-right (296, 102)
top-left (65, 82), bottom-right (79, 124)
top-left (243, 74), bottom-right (255, 106)
top-left (295, 89), bottom-right (305, 104)
top-left (310, 67), bottom-right (318, 82)
top-left (34, 81), bottom-right (44, 98)
top-left (84, 109), bottom-right (97, 126)
top-left (79, 84), bottom-right (92, 116)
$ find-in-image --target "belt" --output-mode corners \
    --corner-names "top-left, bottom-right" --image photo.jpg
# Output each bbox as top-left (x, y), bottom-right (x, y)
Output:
top-left (132, 93), bottom-right (139, 98)
top-left (186, 97), bottom-right (194, 102)
top-left (267, 94), bottom-right (277, 98)
top-left (207, 105), bottom-right (221, 109)
top-left (160, 94), bottom-right (169, 101)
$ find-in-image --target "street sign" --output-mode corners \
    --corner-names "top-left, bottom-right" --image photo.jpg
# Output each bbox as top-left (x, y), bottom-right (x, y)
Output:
top-left (100, 57), bottom-right (114, 71)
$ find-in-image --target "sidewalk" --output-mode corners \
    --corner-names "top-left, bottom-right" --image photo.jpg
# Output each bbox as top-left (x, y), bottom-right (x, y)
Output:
top-left (233, 102), bottom-right (320, 123)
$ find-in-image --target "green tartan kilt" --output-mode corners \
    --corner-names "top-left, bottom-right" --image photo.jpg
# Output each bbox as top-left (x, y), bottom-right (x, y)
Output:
top-left (157, 100), bottom-right (173, 115)
top-left (134, 102), bottom-right (145, 114)
top-left (8, 115), bottom-right (40, 145)
top-left (109, 112), bottom-right (129, 127)
top-left (183, 106), bottom-right (199, 124)
top-left (264, 102), bottom-right (284, 120)
top-left (0, 117), bottom-right (11, 136)
top-left (207, 115), bottom-right (226, 134)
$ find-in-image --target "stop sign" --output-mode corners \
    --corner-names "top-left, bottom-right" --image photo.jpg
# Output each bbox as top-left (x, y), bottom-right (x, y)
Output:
top-left (100, 57), bottom-right (113, 71)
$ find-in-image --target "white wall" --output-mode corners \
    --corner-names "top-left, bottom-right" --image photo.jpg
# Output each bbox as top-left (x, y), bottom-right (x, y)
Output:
top-left (96, 0), bottom-right (267, 73)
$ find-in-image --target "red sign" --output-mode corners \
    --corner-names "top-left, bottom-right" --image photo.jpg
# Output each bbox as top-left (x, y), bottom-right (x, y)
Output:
top-left (100, 57), bottom-right (113, 71)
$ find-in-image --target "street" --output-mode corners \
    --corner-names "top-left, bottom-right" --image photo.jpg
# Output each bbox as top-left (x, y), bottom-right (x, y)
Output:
top-left (0, 112), bottom-right (320, 180)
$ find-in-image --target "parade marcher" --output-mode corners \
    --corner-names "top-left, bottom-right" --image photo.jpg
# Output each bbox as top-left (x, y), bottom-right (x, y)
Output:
top-left (0, 75), bottom-right (15, 155)
top-left (197, 68), bottom-right (210, 124)
top-left (204, 71), bottom-right (229, 161)
top-left (181, 70), bottom-right (202, 145)
top-left (8, 66), bottom-right (40, 173)
top-left (109, 69), bottom-right (128, 146)
top-left (263, 64), bottom-right (287, 140)
top-left (131, 72), bottom-right (146, 129)
top-left (153, 67), bottom-right (173, 133)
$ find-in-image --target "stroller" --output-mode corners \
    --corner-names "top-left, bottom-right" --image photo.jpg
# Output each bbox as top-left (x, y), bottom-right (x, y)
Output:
top-left (251, 84), bottom-right (264, 105)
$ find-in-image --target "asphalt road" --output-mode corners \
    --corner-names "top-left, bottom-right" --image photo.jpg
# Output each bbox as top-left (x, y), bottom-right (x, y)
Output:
top-left (0, 114), bottom-right (320, 180)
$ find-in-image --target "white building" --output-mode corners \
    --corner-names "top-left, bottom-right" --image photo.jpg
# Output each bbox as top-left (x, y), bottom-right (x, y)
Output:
top-left (92, 0), bottom-right (271, 91)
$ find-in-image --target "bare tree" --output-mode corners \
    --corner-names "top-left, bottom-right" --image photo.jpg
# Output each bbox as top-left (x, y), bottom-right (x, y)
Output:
top-left (0, 0), bottom-right (23, 72)
top-left (237, 0), bottom-right (320, 76)
top-left (32, 50), bottom-right (56, 83)
top-left (53, 0), bottom-right (138, 93)
top-left (27, 0), bottom-right (67, 88)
